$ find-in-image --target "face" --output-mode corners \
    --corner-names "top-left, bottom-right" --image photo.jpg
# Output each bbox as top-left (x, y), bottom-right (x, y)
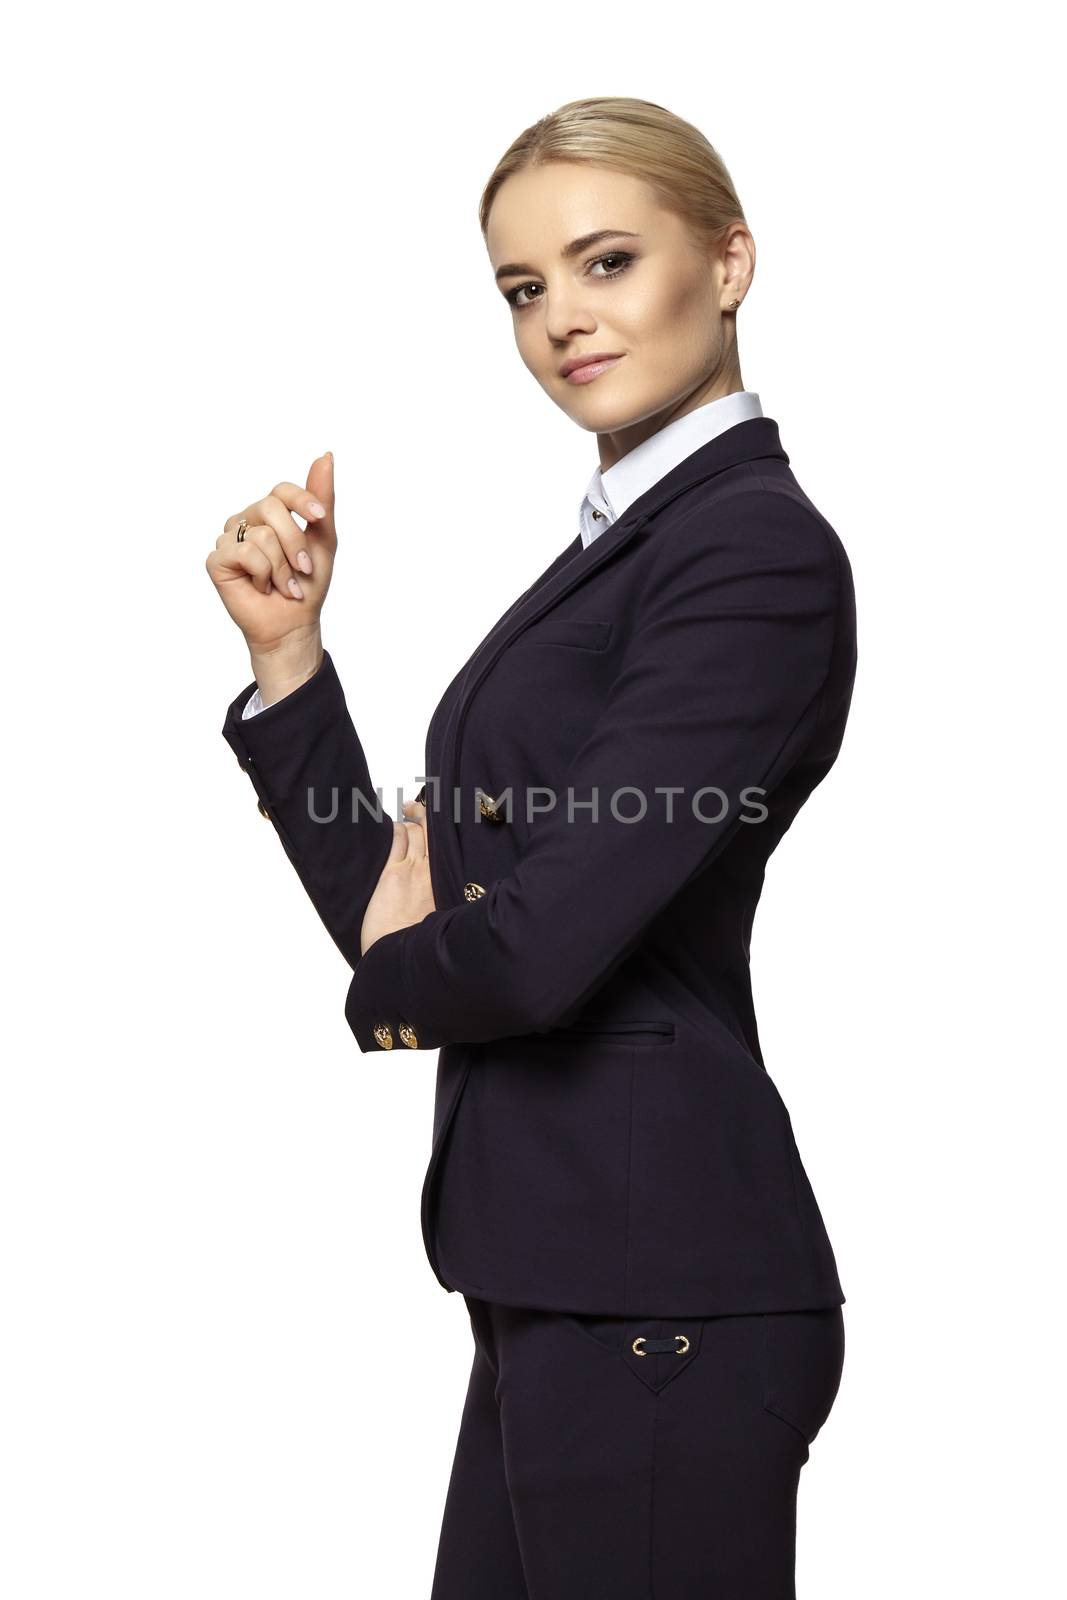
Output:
top-left (486, 161), bottom-right (754, 464)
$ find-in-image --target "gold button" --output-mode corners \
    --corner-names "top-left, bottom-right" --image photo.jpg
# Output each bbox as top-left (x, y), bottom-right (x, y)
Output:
top-left (398, 1023), bottom-right (419, 1049)
top-left (477, 789), bottom-right (506, 824)
top-left (257, 798), bottom-right (270, 819)
top-left (591, 508), bottom-right (604, 520)
top-left (372, 1023), bottom-right (394, 1050)
top-left (463, 881), bottom-right (487, 901)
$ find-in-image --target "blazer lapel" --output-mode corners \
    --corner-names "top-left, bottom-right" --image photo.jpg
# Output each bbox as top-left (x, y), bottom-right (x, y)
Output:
top-left (444, 416), bottom-right (790, 774)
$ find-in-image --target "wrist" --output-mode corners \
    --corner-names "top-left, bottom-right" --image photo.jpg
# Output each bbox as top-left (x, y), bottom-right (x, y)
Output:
top-left (248, 625), bottom-right (324, 707)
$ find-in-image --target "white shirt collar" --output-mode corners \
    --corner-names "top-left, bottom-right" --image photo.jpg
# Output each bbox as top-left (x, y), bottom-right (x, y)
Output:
top-left (579, 390), bottom-right (764, 548)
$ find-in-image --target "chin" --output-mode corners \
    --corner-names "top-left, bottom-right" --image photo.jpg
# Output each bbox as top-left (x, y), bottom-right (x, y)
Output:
top-left (570, 398), bottom-right (659, 434)
top-left (557, 381), bottom-right (638, 425)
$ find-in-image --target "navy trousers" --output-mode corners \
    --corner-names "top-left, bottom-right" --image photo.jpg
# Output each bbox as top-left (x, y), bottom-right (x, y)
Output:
top-left (430, 1295), bottom-right (845, 1599)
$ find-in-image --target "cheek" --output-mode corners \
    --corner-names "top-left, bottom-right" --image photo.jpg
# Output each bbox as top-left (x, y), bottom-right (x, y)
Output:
top-left (514, 324), bottom-right (539, 371)
top-left (636, 277), bottom-right (720, 377)
top-left (627, 261), bottom-right (700, 322)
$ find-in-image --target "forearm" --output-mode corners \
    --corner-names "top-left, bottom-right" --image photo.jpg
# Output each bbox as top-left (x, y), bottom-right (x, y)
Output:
top-left (222, 646), bottom-right (397, 969)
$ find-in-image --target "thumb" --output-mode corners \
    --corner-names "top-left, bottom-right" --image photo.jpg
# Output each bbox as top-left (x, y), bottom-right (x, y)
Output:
top-left (306, 450), bottom-right (335, 532)
top-left (388, 819), bottom-right (413, 861)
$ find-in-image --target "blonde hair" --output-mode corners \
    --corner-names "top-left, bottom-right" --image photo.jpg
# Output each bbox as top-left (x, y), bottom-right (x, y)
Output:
top-left (478, 97), bottom-right (746, 254)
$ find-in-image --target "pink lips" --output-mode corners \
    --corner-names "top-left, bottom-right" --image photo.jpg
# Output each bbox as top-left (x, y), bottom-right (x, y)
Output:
top-left (563, 355), bottom-right (624, 385)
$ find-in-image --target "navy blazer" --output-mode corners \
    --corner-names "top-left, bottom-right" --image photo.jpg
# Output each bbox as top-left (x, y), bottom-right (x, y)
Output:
top-left (221, 416), bottom-right (858, 1316)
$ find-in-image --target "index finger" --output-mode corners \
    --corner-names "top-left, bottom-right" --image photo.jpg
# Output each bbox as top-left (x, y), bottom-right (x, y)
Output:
top-left (267, 481), bottom-right (329, 522)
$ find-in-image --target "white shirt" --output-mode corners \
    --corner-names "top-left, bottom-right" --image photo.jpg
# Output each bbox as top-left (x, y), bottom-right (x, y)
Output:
top-left (577, 387), bottom-right (763, 548)
top-left (243, 389), bottom-right (763, 719)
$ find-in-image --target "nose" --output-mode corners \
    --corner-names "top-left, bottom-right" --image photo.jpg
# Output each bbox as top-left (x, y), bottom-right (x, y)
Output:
top-left (540, 273), bottom-right (597, 345)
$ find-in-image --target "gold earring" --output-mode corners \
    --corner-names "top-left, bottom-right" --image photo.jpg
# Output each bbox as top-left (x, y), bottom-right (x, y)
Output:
top-left (728, 298), bottom-right (741, 310)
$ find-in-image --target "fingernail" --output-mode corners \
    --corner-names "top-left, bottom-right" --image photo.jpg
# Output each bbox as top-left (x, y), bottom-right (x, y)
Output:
top-left (296, 550), bottom-right (313, 574)
top-left (288, 577), bottom-right (304, 599)
top-left (307, 500), bottom-right (327, 518)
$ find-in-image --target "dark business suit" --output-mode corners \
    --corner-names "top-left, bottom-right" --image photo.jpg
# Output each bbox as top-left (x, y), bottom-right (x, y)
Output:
top-left (221, 415), bottom-right (857, 1594)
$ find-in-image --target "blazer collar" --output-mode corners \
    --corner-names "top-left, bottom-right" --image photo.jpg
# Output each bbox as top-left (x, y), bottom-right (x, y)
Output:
top-left (581, 389), bottom-right (765, 540)
top-left (603, 413), bottom-right (788, 532)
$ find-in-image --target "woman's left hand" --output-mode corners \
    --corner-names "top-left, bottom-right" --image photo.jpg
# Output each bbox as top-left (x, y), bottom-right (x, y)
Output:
top-left (360, 797), bottom-right (436, 955)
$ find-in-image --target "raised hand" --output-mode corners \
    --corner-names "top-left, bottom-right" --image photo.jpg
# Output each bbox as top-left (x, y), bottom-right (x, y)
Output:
top-left (206, 452), bottom-right (337, 703)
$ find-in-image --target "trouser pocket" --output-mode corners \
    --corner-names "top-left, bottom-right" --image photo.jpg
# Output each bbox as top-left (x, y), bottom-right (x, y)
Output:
top-left (760, 1306), bottom-right (845, 1446)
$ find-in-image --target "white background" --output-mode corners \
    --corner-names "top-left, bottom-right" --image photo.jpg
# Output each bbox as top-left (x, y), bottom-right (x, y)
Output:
top-left (2, 2), bottom-right (1062, 1594)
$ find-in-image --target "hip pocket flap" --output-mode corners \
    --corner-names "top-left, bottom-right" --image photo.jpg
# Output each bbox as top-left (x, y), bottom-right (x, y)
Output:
top-left (761, 1308), bottom-right (845, 1445)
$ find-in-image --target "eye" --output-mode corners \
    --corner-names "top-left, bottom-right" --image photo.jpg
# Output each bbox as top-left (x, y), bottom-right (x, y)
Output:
top-left (504, 250), bottom-right (636, 311)
top-left (590, 251), bottom-right (633, 279)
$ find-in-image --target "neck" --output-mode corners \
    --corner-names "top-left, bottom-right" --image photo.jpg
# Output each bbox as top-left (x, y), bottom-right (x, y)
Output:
top-left (596, 363), bottom-right (745, 473)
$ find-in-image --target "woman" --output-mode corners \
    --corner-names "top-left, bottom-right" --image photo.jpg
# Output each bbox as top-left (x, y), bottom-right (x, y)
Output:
top-left (207, 98), bottom-right (857, 1599)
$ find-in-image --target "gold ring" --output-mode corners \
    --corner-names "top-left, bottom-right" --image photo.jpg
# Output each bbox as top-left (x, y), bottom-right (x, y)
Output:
top-left (236, 519), bottom-right (248, 543)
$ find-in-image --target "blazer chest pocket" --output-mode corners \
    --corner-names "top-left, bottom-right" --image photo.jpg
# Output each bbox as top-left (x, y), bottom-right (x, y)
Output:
top-left (516, 617), bottom-right (613, 652)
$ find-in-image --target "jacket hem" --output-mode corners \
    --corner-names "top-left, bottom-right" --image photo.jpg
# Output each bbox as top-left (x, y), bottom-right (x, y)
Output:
top-left (430, 1258), bottom-right (846, 1318)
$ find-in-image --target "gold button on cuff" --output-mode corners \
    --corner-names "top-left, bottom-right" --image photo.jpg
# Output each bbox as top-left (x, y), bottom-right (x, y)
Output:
top-left (372, 1023), bottom-right (394, 1050)
top-left (398, 1023), bottom-right (419, 1049)
top-left (257, 799), bottom-right (270, 819)
top-left (463, 881), bottom-right (487, 901)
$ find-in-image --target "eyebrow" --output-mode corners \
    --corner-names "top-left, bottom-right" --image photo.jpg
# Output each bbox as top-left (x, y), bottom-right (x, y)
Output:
top-left (494, 229), bottom-right (640, 283)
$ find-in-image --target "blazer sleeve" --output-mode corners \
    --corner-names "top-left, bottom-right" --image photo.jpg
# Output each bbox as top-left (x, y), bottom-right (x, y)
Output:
top-left (346, 494), bottom-right (846, 1051)
top-left (221, 650), bottom-right (397, 970)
